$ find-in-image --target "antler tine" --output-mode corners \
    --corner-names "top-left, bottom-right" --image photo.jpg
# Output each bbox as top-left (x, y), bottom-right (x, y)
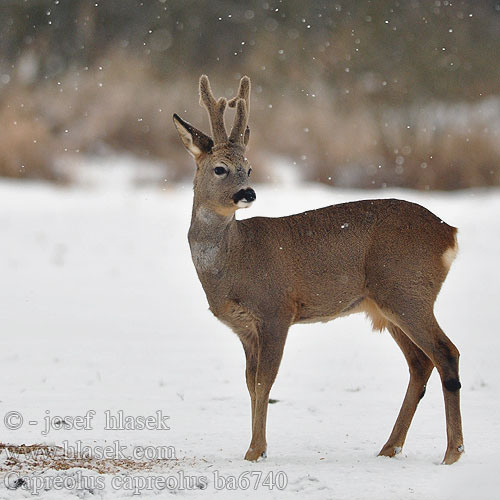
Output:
top-left (229, 76), bottom-right (251, 145)
top-left (228, 76), bottom-right (250, 113)
top-left (199, 75), bottom-right (228, 145)
top-left (229, 99), bottom-right (248, 145)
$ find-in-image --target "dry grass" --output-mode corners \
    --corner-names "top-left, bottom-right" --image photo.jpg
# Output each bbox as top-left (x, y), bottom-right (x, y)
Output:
top-left (0, 50), bottom-right (499, 189)
top-left (0, 98), bottom-right (57, 181)
top-left (0, 442), bottom-right (197, 475)
top-left (264, 94), bottom-right (500, 190)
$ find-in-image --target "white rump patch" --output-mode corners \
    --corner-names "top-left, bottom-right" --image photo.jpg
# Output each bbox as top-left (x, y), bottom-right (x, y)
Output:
top-left (442, 234), bottom-right (458, 271)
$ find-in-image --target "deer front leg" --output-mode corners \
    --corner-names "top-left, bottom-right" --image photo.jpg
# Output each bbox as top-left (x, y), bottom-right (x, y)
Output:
top-left (244, 321), bottom-right (288, 461)
top-left (242, 338), bottom-right (258, 435)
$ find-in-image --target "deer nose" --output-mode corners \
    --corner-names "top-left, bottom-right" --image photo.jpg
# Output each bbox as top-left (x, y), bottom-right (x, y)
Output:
top-left (233, 188), bottom-right (256, 204)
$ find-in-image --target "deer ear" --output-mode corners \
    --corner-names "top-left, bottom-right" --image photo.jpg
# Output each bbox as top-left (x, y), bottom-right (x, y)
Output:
top-left (173, 113), bottom-right (213, 158)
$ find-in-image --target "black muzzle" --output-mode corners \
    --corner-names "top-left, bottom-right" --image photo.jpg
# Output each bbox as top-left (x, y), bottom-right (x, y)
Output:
top-left (233, 188), bottom-right (256, 204)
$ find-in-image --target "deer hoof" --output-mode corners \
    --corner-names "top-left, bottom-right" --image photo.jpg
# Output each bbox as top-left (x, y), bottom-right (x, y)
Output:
top-left (442, 445), bottom-right (464, 465)
top-left (244, 447), bottom-right (267, 461)
top-left (378, 444), bottom-right (402, 458)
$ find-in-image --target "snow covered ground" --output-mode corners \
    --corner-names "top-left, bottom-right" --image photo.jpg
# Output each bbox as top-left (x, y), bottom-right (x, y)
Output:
top-left (1, 177), bottom-right (499, 499)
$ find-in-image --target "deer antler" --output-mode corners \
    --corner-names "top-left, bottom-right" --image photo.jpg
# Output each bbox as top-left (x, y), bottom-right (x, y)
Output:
top-left (199, 75), bottom-right (228, 146)
top-left (229, 76), bottom-right (250, 145)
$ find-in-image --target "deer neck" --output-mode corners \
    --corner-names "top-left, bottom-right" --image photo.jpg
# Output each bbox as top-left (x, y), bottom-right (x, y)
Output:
top-left (188, 201), bottom-right (236, 277)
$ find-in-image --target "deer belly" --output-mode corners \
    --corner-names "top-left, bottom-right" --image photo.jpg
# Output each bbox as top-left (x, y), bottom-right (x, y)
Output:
top-left (293, 296), bottom-right (365, 324)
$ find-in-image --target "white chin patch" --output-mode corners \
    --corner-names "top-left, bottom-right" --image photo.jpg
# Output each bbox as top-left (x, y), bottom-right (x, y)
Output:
top-left (236, 200), bottom-right (253, 208)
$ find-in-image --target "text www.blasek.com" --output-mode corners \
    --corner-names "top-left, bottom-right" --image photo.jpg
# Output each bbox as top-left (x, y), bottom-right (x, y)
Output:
top-left (2, 440), bottom-right (176, 461)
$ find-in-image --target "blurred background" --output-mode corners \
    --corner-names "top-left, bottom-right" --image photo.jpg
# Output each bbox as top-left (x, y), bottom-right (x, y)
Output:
top-left (1, 0), bottom-right (500, 190)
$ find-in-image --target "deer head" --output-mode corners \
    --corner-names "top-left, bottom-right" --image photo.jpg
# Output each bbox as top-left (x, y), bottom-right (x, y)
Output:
top-left (173, 75), bottom-right (255, 217)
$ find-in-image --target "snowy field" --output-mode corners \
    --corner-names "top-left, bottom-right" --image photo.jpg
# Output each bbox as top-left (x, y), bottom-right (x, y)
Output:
top-left (1, 177), bottom-right (499, 499)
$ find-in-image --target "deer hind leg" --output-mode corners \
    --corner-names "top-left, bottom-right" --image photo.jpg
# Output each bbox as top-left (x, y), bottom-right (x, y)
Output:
top-left (422, 320), bottom-right (464, 465)
top-left (379, 323), bottom-right (434, 458)
top-left (244, 320), bottom-right (289, 462)
top-left (377, 302), bottom-right (464, 464)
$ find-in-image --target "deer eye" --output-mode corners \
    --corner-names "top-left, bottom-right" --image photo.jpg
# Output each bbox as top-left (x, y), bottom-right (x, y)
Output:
top-left (214, 166), bottom-right (227, 176)
top-left (248, 168), bottom-right (252, 177)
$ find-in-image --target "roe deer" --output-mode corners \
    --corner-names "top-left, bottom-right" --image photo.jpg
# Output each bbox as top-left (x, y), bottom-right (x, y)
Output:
top-left (173, 75), bottom-right (464, 465)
